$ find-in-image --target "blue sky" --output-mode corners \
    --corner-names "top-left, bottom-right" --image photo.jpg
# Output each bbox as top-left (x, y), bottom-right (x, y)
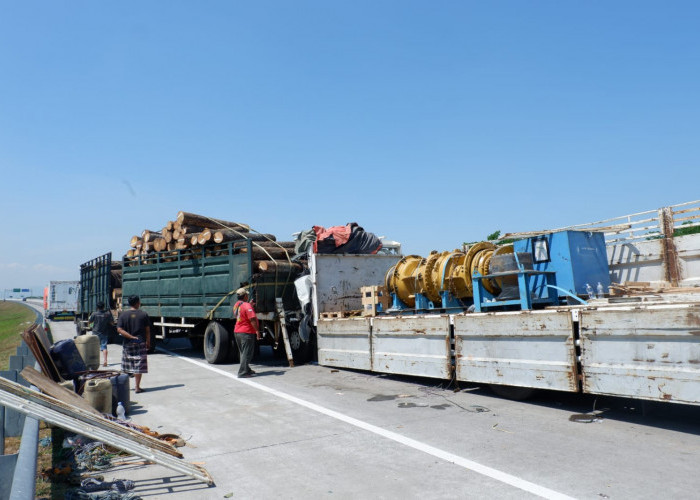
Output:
top-left (1, 1), bottom-right (699, 292)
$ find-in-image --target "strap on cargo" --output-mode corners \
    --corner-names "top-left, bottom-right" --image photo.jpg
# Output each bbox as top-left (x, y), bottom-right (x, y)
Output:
top-left (205, 289), bottom-right (237, 320)
top-left (201, 216), bottom-right (295, 299)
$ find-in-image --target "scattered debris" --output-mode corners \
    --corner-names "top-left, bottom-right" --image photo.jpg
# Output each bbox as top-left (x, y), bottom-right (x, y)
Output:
top-left (492, 423), bottom-right (513, 434)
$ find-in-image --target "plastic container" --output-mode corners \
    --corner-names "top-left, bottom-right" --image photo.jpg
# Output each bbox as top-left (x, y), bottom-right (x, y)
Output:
top-left (116, 402), bottom-right (126, 420)
top-left (596, 282), bottom-right (605, 299)
top-left (50, 339), bottom-right (87, 380)
top-left (110, 373), bottom-right (130, 416)
top-left (84, 379), bottom-right (112, 414)
top-left (585, 283), bottom-right (595, 300)
top-left (75, 333), bottom-right (100, 370)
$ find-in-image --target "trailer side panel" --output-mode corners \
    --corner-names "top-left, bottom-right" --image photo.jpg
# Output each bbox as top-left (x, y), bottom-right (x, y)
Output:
top-left (580, 304), bottom-right (700, 404)
top-left (454, 310), bottom-right (578, 391)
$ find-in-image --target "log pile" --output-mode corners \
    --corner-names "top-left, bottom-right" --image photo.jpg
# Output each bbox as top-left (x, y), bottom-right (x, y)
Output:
top-left (124, 212), bottom-right (302, 274)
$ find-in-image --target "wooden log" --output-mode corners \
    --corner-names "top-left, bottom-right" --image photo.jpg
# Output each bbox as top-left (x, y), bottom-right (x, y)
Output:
top-left (180, 225), bottom-right (208, 235)
top-left (162, 229), bottom-right (173, 243)
top-left (176, 211), bottom-right (250, 232)
top-left (198, 229), bottom-right (213, 245)
top-left (255, 261), bottom-right (303, 273)
top-left (153, 238), bottom-right (167, 252)
top-left (239, 247), bottom-right (293, 260)
top-left (190, 233), bottom-right (203, 246)
top-left (172, 228), bottom-right (182, 240)
top-left (164, 220), bottom-right (175, 231)
top-left (142, 230), bottom-right (162, 242)
top-left (130, 236), bottom-right (142, 248)
top-left (213, 230), bottom-right (276, 244)
top-left (255, 241), bottom-right (295, 249)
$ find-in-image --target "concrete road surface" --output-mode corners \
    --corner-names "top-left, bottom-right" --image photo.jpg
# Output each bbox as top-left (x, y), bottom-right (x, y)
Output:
top-left (30, 310), bottom-right (700, 499)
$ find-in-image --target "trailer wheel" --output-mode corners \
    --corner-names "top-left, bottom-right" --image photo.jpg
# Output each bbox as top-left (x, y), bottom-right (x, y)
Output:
top-left (489, 384), bottom-right (536, 401)
top-left (204, 321), bottom-right (230, 364)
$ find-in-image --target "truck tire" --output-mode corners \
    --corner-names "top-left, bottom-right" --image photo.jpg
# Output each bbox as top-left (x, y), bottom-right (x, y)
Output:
top-left (204, 321), bottom-right (230, 364)
top-left (288, 326), bottom-right (311, 364)
top-left (489, 384), bottom-right (536, 401)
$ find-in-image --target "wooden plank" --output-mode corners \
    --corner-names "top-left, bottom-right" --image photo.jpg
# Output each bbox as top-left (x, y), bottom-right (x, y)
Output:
top-left (20, 326), bottom-right (62, 382)
top-left (20, 366), bottom-right (102, 417)
top-left (0, 378), bottom-right (211, 484)
top-left (4, 373), bottom-right (182, 458)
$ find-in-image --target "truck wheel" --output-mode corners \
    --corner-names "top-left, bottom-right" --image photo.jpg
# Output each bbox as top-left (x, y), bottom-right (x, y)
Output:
top-left (204, 321), bottom-right (230, 364)
top-left (288, 326), bottom-right (310, 364)
top-left (489, 384), bottom-right (536, 401)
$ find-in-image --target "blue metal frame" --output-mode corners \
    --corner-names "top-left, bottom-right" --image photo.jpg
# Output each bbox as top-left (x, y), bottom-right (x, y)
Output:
top-left (472, 270), bottom-right (558, 312)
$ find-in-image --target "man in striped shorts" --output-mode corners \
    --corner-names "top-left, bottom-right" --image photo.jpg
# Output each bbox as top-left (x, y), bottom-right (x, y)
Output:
top-left (117, 295), bottom-right (151, 393)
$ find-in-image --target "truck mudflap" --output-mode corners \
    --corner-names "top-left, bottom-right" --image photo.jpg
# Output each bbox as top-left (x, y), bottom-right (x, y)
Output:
top-left (579, 303), bottom-right (700, 404)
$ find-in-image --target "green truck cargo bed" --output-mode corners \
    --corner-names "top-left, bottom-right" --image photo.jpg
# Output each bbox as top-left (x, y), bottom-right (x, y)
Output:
top-left (121, 242), bottom-right (300, 321)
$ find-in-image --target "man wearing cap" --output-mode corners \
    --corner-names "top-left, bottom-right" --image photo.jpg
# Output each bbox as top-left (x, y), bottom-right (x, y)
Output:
top-left (233, 287), bottom-right (260, 378)
top-left (117, 295), bottom-right (151, 393)
top-left (89, 301), bottom-right (115, 367)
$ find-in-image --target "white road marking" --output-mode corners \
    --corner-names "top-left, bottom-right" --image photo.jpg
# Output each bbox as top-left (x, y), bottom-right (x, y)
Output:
top-left (159, 347), bottom-right (574, 500)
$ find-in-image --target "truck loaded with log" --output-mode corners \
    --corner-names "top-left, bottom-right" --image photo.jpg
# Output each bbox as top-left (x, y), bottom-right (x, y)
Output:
top-left (78, 211), bottom-right (311, 364)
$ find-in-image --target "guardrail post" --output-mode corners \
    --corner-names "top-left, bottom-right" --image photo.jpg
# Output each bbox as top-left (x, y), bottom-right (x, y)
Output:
top-left (658, 206), bottom-right (681, 286)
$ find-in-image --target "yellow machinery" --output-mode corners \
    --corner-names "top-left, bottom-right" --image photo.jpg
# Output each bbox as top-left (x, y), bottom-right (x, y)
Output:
top-left (385, 242), bottom-right (514, 310)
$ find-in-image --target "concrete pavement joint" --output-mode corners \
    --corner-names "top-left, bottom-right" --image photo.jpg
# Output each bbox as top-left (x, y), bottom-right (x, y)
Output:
top-left (157, 346), bottom-right (575, 500)
top-left (204, 430), bottom-right (355, 459)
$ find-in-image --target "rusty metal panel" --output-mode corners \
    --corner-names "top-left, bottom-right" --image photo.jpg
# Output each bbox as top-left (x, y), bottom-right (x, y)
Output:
top-left (317, 317), bottom-right (372, 371)
top-left (580, 304), bottom-right (700, 404)
top-left (676, 233), bottom-right (700, 287)
top-left (454, 310), bottom-right (578, 391)
top-left (310, 254), bottom-right (400, 324)
top-left (371, 315), bottom-right (451, 379)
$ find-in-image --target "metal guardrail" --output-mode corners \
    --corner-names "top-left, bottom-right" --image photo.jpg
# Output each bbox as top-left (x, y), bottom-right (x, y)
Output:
top-left (551, 200), bottom-right (700, 244)
top-left (1, 341), bottom-right (39, 500)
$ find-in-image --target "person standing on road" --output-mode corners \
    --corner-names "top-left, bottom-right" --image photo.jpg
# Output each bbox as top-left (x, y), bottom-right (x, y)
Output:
top-left (117, 295), bottom-right (151, 393)
top-left (89, 301), bottom-right (114, 367)
top-left (233, 287), bottom-right (260, 378)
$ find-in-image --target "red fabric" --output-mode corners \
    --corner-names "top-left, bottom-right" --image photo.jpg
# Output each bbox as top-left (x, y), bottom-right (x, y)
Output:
top-left (312, 224), bottom-right (352, 252)
top-left (233, 300), bottom-right (257, 334)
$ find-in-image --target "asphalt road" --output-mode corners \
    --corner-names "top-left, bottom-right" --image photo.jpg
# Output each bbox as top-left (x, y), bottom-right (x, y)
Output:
top-left (31, 309), bottom-right (700, 499)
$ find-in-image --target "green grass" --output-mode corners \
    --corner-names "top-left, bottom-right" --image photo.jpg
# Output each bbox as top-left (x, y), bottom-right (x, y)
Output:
top-left (0, 301), bottom-right (37, 370)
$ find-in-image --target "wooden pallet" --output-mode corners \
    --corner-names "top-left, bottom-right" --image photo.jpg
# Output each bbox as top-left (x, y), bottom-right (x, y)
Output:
top-left (319, 310), bottom-right (363, 319)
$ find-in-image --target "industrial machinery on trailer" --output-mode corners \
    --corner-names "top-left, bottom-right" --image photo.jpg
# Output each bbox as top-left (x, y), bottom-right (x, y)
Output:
top-left (313, 200), bottom-right (700, 405)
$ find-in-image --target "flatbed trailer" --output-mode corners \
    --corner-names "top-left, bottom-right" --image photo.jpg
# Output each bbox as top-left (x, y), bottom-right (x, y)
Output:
top-left (121, 239), bottom-right (310, 364)
top-left (314, 201), bottom-right (700, 405)
top-left (317, 297), bottom-right (700, 404)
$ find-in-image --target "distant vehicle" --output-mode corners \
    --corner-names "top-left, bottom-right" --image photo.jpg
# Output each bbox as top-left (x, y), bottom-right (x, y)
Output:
top-left (45, 281), bottom-right (79, 320)
top-left (22, 297), bottom-right (27, 302)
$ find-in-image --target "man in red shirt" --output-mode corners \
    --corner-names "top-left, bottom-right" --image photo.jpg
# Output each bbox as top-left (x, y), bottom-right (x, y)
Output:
top-left (233, 287), bottom-right (260, 378)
